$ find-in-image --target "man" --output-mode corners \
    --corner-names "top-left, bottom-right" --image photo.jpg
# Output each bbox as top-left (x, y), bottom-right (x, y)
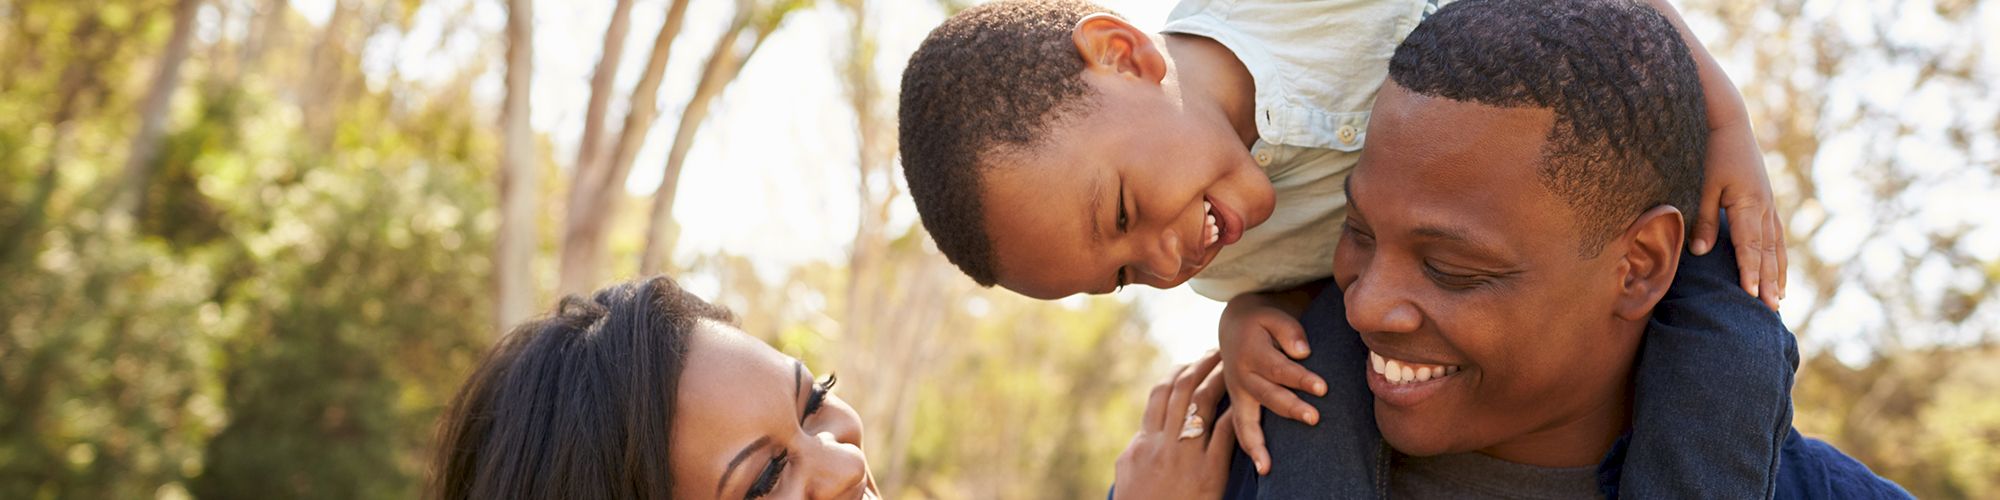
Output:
top-left (1222, 0), bottom-right (1910, 497)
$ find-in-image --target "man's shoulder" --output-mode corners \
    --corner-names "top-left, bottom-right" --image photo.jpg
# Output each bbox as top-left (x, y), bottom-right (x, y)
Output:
top-left (1774, 429), bottom-right (1913, 500)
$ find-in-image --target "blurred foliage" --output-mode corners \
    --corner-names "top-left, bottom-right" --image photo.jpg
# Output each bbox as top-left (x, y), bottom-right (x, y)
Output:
top-left (2, 0), bottom-right (497, 497)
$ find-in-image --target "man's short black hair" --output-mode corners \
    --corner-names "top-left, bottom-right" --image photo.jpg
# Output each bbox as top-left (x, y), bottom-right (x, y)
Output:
top-left (899, 0), bottom-right (1113, 287)
top-left (1390, 0), bottom-right (1708, 255)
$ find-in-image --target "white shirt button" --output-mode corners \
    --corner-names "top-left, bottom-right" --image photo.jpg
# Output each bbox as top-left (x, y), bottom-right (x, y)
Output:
top-left (1254, 150), bottom-right (1273, 166)
top-left (1337, 125), bottom-right (1359, 145)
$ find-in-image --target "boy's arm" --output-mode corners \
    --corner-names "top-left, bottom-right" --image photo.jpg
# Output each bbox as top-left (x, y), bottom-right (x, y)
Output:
top-left (1217, 279), bottom-right (1332, 475)
top-left (1644, 0), bottom-right (1788, 310)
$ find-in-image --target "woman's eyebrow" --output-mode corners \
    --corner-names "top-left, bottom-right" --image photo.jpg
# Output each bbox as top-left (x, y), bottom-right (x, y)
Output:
top-left (718, 436), bottom-right (773, 497)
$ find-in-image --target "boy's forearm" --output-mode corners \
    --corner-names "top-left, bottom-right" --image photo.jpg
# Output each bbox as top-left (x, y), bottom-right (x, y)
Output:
top-left (1643, 0), bottom-right (1752, 132)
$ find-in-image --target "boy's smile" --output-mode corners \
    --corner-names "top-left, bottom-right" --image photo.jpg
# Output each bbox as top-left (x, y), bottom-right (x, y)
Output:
top-left (978, 16), bottom-right (1274, 299)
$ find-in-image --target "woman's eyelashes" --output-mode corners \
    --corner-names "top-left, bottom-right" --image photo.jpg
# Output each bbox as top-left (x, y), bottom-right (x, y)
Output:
top-left (802, 373), bottom-right (836, 422)
top-left (747, 374), bottom-right (837, 499)
top-left (746, 450), bottom-right (789, 499)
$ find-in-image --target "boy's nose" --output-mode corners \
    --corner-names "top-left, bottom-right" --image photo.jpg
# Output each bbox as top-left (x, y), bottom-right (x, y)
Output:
top-left (1136, 230), bottom-right (1185, 282)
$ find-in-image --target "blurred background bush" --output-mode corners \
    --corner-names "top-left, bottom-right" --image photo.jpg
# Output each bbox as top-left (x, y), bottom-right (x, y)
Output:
top-left (0, 0), bottom-right (1992, 498)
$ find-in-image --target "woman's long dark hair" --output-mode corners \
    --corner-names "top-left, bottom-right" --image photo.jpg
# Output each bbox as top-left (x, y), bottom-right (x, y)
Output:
top-left (429, 275), bottom-right (736, 500)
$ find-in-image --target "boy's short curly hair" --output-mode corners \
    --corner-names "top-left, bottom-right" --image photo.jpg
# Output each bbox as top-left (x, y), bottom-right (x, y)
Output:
top-left (899, 0), bottom-right (1114, 287)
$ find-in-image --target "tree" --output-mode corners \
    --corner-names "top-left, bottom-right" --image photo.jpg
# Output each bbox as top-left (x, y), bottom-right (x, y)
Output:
top-left (572, 0), bottom-right (636, 198)
top-left (494, 0), bottom-right (539, 330)
top-left (113, 0), bottom-right (201, 216)
top-left (559, 0), bottom-right (694, 296)
top-left (638, 0), bottom-right (809, 274)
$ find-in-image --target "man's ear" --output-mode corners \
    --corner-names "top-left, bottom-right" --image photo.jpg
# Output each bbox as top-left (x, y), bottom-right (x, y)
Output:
top-left (1613, 205), bottom-right (1686, 322)
top-left (1072, 13), bottom-right (1166, 84)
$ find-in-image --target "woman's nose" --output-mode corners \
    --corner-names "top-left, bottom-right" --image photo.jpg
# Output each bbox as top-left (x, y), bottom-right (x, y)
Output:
top-left (805, 432), bottom-right (870, 500)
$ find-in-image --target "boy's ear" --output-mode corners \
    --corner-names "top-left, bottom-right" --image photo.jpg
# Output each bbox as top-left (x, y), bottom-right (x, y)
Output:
top-left (1072, 13), bottom-right (1166, 84)
top-left (1613, 205), bottom-right (1686, 322)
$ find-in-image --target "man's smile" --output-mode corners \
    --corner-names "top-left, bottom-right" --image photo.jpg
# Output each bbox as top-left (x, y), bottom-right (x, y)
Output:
top-left (1366, 349), bottom-right (1468, 409)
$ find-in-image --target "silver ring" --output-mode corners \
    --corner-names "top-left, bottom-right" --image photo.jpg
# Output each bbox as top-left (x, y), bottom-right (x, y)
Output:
top-left (1178, 403), bottom-right (1205, 440)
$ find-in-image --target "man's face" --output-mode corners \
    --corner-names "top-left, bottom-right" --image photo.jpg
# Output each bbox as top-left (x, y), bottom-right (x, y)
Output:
top-left (1335, 83), bottom-right (1646, 464)
top-left (980, 71), bottom-right (1275, 299)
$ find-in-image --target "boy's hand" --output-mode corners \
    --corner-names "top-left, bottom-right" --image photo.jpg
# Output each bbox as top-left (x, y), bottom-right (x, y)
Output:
top-left (1113, 350), bottom-right (1238, 500)
top-left (1693, 96), bottom-right (1787, 311)
top-left (1218, 293), bottom-right (1326, 475)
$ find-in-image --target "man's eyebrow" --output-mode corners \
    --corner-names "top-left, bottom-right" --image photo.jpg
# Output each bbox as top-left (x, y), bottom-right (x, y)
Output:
top-left (1413, 225), bottom-right (1474, 243)
top-left (718, 436), bottom-right (773, 496)
top-left (1413, 224), bottom-right (1513, 261)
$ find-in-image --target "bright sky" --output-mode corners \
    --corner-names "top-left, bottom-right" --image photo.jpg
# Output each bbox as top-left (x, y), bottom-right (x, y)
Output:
top-left (288, 0), bottom-right (1999, 365)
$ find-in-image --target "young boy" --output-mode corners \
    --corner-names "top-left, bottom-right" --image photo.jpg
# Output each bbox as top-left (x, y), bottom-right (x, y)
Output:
top-left (899, 0), bottom-right (1793, 496)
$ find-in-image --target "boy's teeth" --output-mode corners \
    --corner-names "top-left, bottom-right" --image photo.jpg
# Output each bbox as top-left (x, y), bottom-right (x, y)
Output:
top-left (1370, 350), bottom-right (1462, 385)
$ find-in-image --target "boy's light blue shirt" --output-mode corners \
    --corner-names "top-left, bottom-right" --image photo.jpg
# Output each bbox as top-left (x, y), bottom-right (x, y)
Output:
top-left (1165, 0), bottom-right (1445, 300)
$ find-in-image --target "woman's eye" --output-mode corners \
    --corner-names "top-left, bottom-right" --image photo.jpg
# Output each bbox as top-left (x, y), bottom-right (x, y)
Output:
top-left (745, 450), bottom-right (789, 499)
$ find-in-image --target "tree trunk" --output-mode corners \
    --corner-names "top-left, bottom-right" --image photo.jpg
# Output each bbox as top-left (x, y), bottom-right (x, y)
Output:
top-left (572, 0), bottom-right (636, 188)
top-left (301, 0), bottom-right (355, 152)
top-left (558, 0), bottom-right (692, 296)
top-left (494, 0), bottom-right (538, 332)
top-left (638, 10), bottom-right (774, 275)
top-left (114, 0), bottom-right (201, 217)
top-left (238, 0), bottom-right (288, 76)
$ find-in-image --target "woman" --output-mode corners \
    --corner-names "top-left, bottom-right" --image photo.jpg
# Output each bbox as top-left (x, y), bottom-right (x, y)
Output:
top-left (429, 275), bottom-right (1236, 499)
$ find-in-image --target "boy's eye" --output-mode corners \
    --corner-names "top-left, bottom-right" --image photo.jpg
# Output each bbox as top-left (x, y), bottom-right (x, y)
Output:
top-left (1116, 183), bottom-right (1129, 232)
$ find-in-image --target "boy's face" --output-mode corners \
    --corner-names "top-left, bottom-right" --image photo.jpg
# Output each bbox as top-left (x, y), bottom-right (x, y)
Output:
top-left (1335, 83), bottom-right (1649, 464)
top-left (978, 16), bottom-right (1276, 300)
top-left (980, 86), bottom-right (1275, 299)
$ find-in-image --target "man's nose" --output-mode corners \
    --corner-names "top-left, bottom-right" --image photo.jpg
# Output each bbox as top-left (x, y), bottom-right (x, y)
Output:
top-left (804, 432), bottom-right (870, 500)
top-left (1344, 264), bottom-right (1423, 334)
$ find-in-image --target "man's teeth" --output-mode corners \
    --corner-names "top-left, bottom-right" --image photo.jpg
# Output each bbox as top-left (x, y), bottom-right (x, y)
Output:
top-left (1370, 351), bottom-right (1461, 385)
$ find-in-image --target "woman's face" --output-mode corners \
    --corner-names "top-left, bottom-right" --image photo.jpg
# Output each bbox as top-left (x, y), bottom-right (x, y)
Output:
top-left (669, 320), bottom-right (878, 500)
